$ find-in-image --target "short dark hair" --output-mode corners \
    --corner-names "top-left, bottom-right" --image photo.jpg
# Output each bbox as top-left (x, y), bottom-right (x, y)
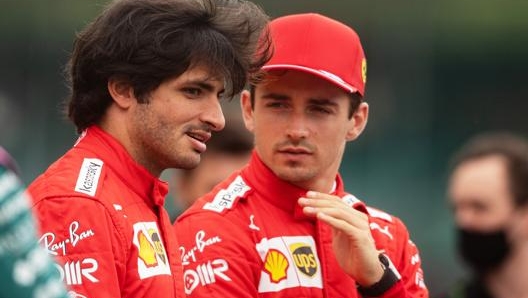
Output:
top-left (450, 132), bottom-right (528, 206)
top-left (66, 0), bottom-right (272, 133)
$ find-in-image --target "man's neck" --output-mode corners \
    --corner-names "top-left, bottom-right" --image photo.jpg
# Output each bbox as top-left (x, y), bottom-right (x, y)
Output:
top-left (487, 241), bottom-right (528, 298)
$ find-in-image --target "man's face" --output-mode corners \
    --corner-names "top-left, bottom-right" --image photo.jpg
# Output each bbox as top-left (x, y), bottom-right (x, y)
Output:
top-left (241, 70), bottom-right (368, 191)
top-left (448, 155), bottom-right (514, 232)
top-left (128, 65), bottom-right (226, 175)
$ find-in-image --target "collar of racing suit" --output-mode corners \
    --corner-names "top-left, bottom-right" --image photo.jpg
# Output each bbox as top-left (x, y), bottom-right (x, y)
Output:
top-left (76, 125), bottom-right (169, 208)
top-left (241, 151), bottom-right (367, 220)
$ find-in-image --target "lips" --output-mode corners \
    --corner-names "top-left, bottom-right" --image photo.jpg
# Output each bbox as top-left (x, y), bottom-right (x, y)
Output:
top-left (187, 131), bottom-right (211, 143)
top-left (277, 146), bottom-right (312, 154)
top-left (186, 130), bottom-right (211, 153)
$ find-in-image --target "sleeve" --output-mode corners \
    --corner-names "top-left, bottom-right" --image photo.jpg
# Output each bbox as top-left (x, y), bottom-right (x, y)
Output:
top-left (0, 167), bottom-right (69, 298)
top-left (175, 211), bottom-right (261, 298)
top-left (378, 217), bottom-right (429, 298)
top-left (32, 196), bottom-right (127, 298)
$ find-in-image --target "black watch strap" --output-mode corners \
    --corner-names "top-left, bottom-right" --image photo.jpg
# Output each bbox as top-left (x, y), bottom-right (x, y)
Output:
top-left (357, 253), bottom-right (401, 297)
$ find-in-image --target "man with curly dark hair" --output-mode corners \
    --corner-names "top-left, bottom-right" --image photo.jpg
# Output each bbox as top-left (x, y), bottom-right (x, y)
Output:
top-left (28, 0), bottom-right (272, 296)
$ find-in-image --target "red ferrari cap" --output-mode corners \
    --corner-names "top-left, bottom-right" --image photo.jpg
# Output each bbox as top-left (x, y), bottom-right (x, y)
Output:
top-left (264, 13), bottom-right (367, 96)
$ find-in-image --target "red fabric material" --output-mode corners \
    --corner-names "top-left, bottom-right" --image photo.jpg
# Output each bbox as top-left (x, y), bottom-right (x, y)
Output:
top-left (29, 126), bottom-right (184, 297)
top-left (175, 151), bottom-right (428, 297)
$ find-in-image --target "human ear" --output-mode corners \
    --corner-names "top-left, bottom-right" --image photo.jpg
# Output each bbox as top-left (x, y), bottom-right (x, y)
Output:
top-left (240, 90), bottom-right (255, 133)
top-left (107, 76), bottom-right (135, 109)
top-left (346, 102), bottom-right (369, 141)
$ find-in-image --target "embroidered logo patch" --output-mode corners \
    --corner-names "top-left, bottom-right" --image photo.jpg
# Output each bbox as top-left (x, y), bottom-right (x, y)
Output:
top-left (290, 243), bottom-right (317, 277)
top-left (203, 176), bottom-right (250, 213)
top-left (74, 158), bottom-right (103, 197)
top-left (263, 249), bottom-right (289, 283)
top-left (256, 236), bottom-right (322, 293)
top-left (133, 222), bottom-right (171, 279)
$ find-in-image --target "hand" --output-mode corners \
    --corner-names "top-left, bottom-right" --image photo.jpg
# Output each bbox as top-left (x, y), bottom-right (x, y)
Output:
top-left (298, 191), bottom-right (384, 286)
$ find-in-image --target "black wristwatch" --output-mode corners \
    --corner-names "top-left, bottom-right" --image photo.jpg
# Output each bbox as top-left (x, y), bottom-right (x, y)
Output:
top-left (357, 253), bottom-right (401, 297)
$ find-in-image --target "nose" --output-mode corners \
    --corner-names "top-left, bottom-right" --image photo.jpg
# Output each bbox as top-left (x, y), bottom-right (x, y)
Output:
top-left (285, 112), bottom-right (309, 142)
top-left (202, 98), bottom-right (225, 132)
top-left (454, 207), bottom-right (479, 230)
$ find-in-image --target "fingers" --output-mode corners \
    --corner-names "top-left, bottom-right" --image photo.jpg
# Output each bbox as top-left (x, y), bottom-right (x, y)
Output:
top-left (298, 191), bottom-right (369, 226)
top-left (299, 191), bottom-right (381, 283)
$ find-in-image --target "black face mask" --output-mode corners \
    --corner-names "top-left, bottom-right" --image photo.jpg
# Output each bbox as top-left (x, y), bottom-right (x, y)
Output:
top-left (456, 227), bottom-right (511, 274)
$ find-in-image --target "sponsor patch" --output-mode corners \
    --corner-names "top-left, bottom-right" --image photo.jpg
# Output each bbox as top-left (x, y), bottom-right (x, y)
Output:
top-left (369, 222), bottom-right (393, 240)
top-left (55, 257), bottom-right (99, 285)
top-left (203, 176), bottom-right (250, 213)
top-left (263, 249), bottom-right (289, 283)
top-left (180, 230), bottom-right (222, 265)
top-left (290, 243), bottom-right (317, 277)
top-left (248, 214), bottom-right (260, 231)
top-left (341, 194), bottom-right (361, 207)
top-left (183, 259), bottom-right (231, 295)
top-left (366, 206), bottom-right (393, 222)
top-left (410, 253), bottom-right (421, 265)
top-left (256, 236), bottom-right (322, 293)
top-left (415, 269), bottom-right (426, 288)
top-left (74, 158), bottom-right (103, 197)
top-left (39, 221), bottom-right (95, 256)
top-left (133, 222), bottom-right (171, 279)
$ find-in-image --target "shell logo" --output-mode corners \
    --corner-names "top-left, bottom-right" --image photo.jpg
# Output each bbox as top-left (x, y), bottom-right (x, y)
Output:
top-left (138, 231), bottom-right (158, 267)
top-left (263, 249), bottom-right (289, 283)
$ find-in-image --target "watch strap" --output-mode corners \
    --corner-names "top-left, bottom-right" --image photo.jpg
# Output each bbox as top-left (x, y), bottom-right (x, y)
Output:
top-left (357, 253), bottom-right (401, 297)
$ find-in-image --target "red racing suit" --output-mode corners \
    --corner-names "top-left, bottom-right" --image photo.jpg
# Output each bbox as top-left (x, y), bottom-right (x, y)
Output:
top-left (29, 126), bottom-right (184, 298)
top-left (174, 152), bottom-right (428, 298)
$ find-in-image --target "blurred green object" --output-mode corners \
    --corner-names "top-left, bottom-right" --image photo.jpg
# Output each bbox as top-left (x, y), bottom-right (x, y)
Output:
top-left (0, 147), bottom-right (69, 298)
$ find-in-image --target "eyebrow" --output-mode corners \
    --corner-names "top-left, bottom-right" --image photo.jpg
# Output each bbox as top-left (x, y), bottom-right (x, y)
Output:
top-left (184, 76), bottom-right (224, 93)
top-left (261, 93), bottom-right (339, 108)
top-left (308, 98), bottom-right (338, 108)
top-left (261, 92), bottom-right (290, 101)
top-left (187, 81), bottom-right (216, 92)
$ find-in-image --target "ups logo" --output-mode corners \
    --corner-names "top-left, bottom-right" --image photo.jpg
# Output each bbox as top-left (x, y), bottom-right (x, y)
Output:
top-left (289, 243), bottom-right (318, 277)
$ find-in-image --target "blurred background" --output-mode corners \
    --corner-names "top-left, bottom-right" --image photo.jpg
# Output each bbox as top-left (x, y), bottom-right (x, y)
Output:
top-left (1, 0), bottom-right (527, 295)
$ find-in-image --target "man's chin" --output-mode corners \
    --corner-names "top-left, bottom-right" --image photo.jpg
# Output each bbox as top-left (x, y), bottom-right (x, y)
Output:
top-left (273, 166), bottom-right (314, 184)
top-left (173, 154), bottom-right (201, 170)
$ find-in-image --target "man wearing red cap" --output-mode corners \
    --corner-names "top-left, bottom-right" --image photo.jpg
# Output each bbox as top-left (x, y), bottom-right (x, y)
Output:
top-left (174, 13), bottom-right (428, 297)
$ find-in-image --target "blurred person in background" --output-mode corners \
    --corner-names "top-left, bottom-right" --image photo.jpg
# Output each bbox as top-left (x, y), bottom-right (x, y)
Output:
top-left (27, 0), bottom-right (272, 297)
top-left (443, 132), bottom-right (528, 298)
top-left (175, 13), bottom-right (428, 298)
top-left (171, 113), bottom-right (253, 220)
top-left (0, 146), bottom-right (69, 298)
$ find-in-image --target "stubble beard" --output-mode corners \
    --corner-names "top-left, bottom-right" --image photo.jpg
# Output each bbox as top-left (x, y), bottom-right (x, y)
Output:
top-left (172, 152), bottom-right (201, 170)
top-left (274, 160), bottom-right (318, 184)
